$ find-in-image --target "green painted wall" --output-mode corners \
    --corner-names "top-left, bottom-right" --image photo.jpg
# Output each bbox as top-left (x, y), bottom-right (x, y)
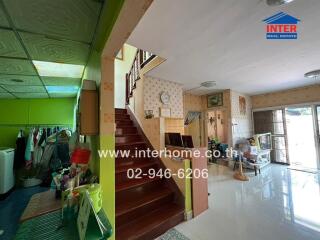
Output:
top-left (0, 98), bottom-right (76, 147)
top-left (82, 50), bottom-right (116, 240)
top-left (81, 1), bottom-right (125, 239)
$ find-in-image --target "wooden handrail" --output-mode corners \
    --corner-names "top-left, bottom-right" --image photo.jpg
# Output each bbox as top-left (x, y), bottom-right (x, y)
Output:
top-left (126, 49), bottom-right (156, 104)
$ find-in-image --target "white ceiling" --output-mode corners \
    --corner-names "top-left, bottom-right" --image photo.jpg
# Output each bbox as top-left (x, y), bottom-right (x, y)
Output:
top-left (128, 0), bottom-right (320, 95)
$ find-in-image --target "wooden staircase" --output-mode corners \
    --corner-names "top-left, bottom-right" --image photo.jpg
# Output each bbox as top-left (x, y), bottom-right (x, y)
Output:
top-left (115, 108), bottom-right (184, 240)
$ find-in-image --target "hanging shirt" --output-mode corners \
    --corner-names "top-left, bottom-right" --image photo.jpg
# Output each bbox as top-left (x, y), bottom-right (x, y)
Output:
top-left (25, 130), bottom-right (33, 162)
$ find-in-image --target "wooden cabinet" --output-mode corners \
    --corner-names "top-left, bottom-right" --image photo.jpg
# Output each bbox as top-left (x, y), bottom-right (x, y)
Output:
top-left (80, 90), bottom-right (99, 135)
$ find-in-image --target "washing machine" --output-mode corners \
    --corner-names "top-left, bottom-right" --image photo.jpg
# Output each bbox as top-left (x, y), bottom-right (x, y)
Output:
top-left (0, 148), bottom-right (15, 195)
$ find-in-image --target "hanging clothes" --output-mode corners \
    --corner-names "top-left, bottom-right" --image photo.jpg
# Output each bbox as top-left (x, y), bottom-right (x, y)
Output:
top-left (24, 129), bottom-right (34, 168)
top-left (49, 130), bottom-right (71, 170)
top-left (33, 128), bottom-right (43, 167)
top-left (14, 130), bottom-right (26, 169)
top-left (38, 129), bottom-right (47, 147)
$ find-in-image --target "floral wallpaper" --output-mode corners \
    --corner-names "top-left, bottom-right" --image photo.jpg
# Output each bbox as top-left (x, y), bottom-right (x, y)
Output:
top-left (251, 84), bottom-right (320, 109)
top-left (144, 76), bottom-right (183, 118)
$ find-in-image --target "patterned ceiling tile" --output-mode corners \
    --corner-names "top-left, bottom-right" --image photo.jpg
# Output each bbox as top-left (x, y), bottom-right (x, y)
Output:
top-left (4, 0), bottom-right (101, 43)
top-left (21, 32), bottom-right (90, 65)
top-left (0, 29), bottom-right (27, 58)
top-left (0, 58), bottom-right (37, 75)
top-left (0, 74), bottom-right (42, 85)
top-left (42, 77), bottom-right (81, 86)
top-left (49, 92), bottom-right (77, 98)
top-left (14, 92), bottom-right (48, 99)
top-left (0, 92), bottom-right (15, 99)
top-left (3, 85), bottom-right (46, 93)
top-left (0, 7), bottom-right (10, 27)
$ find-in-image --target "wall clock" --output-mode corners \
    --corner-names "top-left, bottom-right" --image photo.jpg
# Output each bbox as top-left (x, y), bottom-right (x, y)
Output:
top-left (160, 91), bottom-right (170, 105)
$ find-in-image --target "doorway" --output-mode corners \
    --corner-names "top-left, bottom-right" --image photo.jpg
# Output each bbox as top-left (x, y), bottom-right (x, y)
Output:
top-left (207, 110), bottom-right (226, 143)
top-left (285, 107), bottom-right (318, 169)
top-left (254, 105), bottom-right (320, 169)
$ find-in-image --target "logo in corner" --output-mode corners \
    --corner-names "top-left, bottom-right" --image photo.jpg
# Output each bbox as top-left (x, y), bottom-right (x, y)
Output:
top-left (263, 12), bottom-right (300, 40)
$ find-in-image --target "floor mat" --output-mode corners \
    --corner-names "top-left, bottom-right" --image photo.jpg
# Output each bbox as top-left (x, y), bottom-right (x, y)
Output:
top-left (156, 229), bottom-right (190, 240)
top-left (20, 190), bottom-right (61, 222)
top-left (14, 210), bottom-right (78, 240)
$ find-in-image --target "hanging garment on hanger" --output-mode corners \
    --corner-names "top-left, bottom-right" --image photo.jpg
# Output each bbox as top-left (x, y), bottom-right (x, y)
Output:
top-left (37, 143), bottom-right (55, 180)
top-left (33, 128), bottom-right (43, 166)
top-left (33, 144), bottom-right (43, 167)
top-left (38, 128), bottom-right (47, 147)
top-left (46, 128), bottom-right (52, 137)
top-left (14, 130), bottom-right (26, 169)
top-left (25, 129), bottom-right (34, 162)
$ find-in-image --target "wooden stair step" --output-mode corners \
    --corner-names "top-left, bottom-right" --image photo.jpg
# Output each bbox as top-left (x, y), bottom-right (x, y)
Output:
top-left (116, 127), bottom-right (137, 135)
top-left (116, 176), bottom-right (162, 193)
top-left (115, 106), bottom-right (184, 240)
top-left (115, 133), bottom-right (140, 137)
top-left (115, 108), bottom-right (127, 114)
top-left (115, 141), bottom-right (146, 147)
top-left (116, 119), bottom-right (133, 124)
top-left (116, 134), bottom-right (142, 144)
top-left (115, 155), bottom-right (151, 161)
top-left (116, 159), bottom-right (157, 173)
top-left (116, 203), bottom-right (184, 240)
top-left (115, 142), bottom-right (147, 151)
top-left (116, 160), bottom-right (158, 184)
top-left (116, 187), bottom-right (174, 226)
top-left (116, 122), bottom-right (134, 128)
top-left (115, 114), bottom-right (130, 120)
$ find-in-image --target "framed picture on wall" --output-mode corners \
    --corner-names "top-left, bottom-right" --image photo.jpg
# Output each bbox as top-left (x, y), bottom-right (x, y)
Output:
top-left (208, 93), bottom-right (223, 108)
top-left (239, 96), bottom-right (246, 115)
top-left (160, 107), bottom-right (171, 118)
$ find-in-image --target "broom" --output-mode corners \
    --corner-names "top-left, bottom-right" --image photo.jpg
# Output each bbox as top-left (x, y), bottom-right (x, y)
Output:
top-left (234, 153), bottom-right (249, 181)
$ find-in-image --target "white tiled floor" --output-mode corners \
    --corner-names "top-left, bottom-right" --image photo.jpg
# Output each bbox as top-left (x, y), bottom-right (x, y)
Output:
top-left (176, 164), bottom-right (320, 240)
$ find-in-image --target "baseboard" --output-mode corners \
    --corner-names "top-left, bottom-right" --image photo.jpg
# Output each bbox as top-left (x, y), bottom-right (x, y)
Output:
top-left (184, 210), bottom-right (193, 221)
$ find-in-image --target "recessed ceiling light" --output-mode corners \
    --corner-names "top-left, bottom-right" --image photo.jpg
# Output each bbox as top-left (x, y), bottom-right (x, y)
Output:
top-left (11, 79), bottom-right (24, 83)
top-left (33, 61), bottom-right (84, 78)
top-left (266, 0), bottom-right (295, 6)
top-left (201, 81), bottom-right (216, 88)
top-left (46, 86), bottom-right (79, 93)
top-left (304, 70), bottom-right (320, 79)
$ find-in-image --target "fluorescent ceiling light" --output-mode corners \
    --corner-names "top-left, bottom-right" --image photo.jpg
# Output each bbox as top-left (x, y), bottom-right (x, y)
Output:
top-left (33, 61), bottom-right (84, 78)
top-left (201, 81), bottom-right (216, 88)
top-left (304, 70), bottom-right (320, 79)
top-left (266, 0), bottom-right (295, 6)
top-left (46, 86), bottom-right (79, 93)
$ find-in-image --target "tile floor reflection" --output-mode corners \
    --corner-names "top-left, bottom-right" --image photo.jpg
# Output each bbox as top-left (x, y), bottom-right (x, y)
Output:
top-left (176, 164), bottom-right (320, 240)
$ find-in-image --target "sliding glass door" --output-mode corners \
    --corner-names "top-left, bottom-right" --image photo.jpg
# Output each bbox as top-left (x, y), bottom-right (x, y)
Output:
top-left (254, 105), bottom-right (320, 168)
top-left (285, 107), bottom-right (318, 169)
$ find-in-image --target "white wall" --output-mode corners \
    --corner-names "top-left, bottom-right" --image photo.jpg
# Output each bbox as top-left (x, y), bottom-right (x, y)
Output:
top-left (114, 44), bottom-right (137, 108)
